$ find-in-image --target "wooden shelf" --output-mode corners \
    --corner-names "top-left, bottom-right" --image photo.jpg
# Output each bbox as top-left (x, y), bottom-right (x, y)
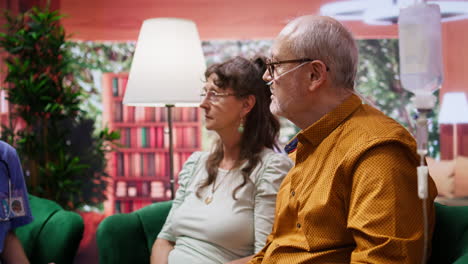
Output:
top-left (116, 147), bottom-right (198, 153)
top-left (114, 177), bottom-right (172, 181)
top-left (114, 197), bottom-right (168, 202)
top-left (111, 121), bottom-right (200, 128)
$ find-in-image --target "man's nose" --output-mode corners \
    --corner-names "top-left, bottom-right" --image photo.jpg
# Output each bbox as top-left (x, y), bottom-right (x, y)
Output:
top-left (262, 69), bottom-right (272, 83)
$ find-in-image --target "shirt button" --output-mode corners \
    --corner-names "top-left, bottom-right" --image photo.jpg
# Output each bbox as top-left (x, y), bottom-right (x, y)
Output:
top-left (297, 223), bottom-right (301, 228)
top-left (291, 190), bottom-right (295, 196)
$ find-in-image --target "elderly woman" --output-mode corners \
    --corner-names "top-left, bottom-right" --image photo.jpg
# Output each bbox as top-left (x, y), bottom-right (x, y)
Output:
top-left (151, 56), bottom-right (292, 264)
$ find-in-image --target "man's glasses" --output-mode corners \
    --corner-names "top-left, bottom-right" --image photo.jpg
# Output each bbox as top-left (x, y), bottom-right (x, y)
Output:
top-left (265, 58), bottom-right (330, 85)
top-left (200, 90), bottom-right (236, 103)
top-left (266, 58), bottom-right (313, 78)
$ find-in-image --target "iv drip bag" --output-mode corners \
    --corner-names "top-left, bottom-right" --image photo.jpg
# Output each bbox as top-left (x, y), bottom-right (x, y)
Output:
top-left (398, 3), bottom-right (443, 99)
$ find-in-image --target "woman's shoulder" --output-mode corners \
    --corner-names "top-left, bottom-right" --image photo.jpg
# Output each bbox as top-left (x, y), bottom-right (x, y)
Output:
top-left (178, 151), bottom-right (209, 183)
top-left (183, 151), bottom-right (211, 169)
top-left (250, 148), bottom-right (292, 182)
top-left (187, 151), bottom-right (209, 162)
top-left (258, 148), bottom-right (293, 166)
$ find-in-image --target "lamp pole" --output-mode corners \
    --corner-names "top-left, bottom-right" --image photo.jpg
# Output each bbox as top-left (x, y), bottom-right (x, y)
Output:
top-left (166, 104), bottom-right (175, 200)
top-left (453, 123), bottom-right (458, 159)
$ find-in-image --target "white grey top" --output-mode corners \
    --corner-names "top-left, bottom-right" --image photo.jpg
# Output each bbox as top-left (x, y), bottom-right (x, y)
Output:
top-left (157, 149), bottom-right (292, 264)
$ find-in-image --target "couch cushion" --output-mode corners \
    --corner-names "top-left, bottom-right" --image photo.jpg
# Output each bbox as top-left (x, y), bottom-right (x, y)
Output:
top-left (454, 156), bottom-right (468, 197)
top-left (426, 157), bottom-right (455, 198)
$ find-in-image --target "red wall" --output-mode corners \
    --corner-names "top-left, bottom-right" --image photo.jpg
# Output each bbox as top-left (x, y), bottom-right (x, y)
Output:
top-left (59, 0), bottom-right (398, 41)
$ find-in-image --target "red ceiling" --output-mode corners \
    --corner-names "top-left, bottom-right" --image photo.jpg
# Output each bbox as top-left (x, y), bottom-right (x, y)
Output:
top-left (60, 0), bottom-right (399, 41)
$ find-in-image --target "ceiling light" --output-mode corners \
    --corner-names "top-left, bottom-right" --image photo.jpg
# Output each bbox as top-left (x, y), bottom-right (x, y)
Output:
top-left (320, 0), bottom-right (468, 25)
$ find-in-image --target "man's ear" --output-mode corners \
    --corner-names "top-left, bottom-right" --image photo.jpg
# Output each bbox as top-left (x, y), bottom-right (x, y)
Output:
top-left (308, 60), bottom-right (328, 92)
top-left (242, 95), bottom-right (256, 116)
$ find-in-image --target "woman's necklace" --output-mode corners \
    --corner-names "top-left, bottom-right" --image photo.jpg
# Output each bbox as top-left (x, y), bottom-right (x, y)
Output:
top-left (204, 169), bottom-right (231, 205)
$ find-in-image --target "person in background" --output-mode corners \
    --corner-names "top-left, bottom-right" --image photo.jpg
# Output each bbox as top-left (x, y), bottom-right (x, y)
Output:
top-left (0, 140), bottom-right (32, 264)
top-left (249, 15), bottom-right (437, 264)
top-left (151, 56), bottom-right (293, 264)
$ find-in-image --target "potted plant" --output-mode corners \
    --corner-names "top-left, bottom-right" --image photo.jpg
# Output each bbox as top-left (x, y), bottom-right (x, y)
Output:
top-left (0, 6), bottom-right (119, 210)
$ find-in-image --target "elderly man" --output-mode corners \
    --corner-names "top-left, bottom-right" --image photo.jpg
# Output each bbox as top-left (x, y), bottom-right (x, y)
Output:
top-left (249, 16), bottom-right (437, 263)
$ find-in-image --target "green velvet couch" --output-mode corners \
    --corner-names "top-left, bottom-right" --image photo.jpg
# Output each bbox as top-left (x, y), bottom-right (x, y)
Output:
top-left (15, 195), bottom-right (84, 264)
top-left (97, 201), bottom-right (468, 264)
top-left (429, 203), bottom-right (468, 264)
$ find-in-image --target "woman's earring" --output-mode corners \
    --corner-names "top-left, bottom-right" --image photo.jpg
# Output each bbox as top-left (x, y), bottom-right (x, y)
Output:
top-left (238, 117), bottom-right (245, 133)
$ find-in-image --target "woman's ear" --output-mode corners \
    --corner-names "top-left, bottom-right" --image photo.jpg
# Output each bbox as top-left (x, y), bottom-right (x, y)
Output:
top-left (242, 95), bottom-right (256, 116)
top-left (308, 60), bottom-right (328, 92)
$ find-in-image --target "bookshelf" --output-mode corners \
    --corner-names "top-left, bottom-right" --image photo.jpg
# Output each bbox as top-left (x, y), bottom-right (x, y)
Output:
top-left (102, 73), bottom-right (202, 214)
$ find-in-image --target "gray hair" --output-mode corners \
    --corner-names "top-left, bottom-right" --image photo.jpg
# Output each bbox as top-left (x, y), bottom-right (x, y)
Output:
top-left (279, 16), bottom-right (358, 89)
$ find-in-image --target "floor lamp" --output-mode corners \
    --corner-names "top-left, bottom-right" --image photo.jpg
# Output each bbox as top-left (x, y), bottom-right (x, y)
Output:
top-left (122, 18), bottom-right (206, 199)
top-left (438, 92), bottom-right (468, 159)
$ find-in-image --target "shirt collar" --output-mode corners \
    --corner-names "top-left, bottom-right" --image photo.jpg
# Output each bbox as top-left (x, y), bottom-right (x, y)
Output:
top-left (292, 93), bottom-right (362, 148)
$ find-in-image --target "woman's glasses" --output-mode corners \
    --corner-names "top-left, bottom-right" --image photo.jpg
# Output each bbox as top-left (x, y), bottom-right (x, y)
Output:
top-left (200, 90), bottom-right (236, 103)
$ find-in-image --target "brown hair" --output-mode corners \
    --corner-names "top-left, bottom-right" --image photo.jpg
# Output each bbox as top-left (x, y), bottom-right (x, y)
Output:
top-left (197, 56), bottom-right (280, 200)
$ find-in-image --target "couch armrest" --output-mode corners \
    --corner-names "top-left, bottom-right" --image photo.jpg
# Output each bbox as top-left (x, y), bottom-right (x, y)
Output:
top-left (97, 212), bottom-right (150, 264)
top-left (97, 201), bottom-right (172, 264)
top-left (15, 195), bottom-right (84, 264)
top-left (35, 210), bottom-right (84, 263)
top-left (137, 201), bottom-right (173, 252)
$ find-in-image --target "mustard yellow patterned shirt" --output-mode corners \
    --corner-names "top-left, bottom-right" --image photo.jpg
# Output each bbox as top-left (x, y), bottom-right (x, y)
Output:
top-left (249, 94), bottom-right (437, 264)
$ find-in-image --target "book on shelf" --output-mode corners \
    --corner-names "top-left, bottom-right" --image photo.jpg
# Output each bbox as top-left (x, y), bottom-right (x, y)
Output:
top-left (112, 77), bottom-right (119, 97)
top-left (140, 127), bottom-right (149, 148)
top-left (113, 102), bottom-right (123, 122)
top-left (115, 201), bottom-right (122, 213)
top-left (123, 128), bottom-right (131, 147)
top-left (115, 181), bottom-right (127, 197)
top-left (132, 153), bottom-right (141, 177)
top-left (118, 77), bottom-right (128, 96)
top-left (135, 106), bottom-right (145, 122)
top-left (127, 182), bottom-right (137, 197)
top-left (141, 181), bottom-right (150, 197)
top-left (116, 153), bottom-right (124, 176)
top-left (149, 127), bottom-right (157, 148)
top-left (151, 181), bottom-right (165, 199)
top-left (159, 107), bottom-right (167, 122)
top-left (124, 153), bottom-right (132, 177)
top-left (148, 153), bottom-right (156, 177)
top-left (120, 201), bottom-right (133, 213)
top-left (130, 128), bottom-right (138, 148)
top-left (123, 105), bottom-right (135, 122)
top-left (155, 127), bottom-right (164, 148)
top-left (145, 107), bottom-right (156, 122)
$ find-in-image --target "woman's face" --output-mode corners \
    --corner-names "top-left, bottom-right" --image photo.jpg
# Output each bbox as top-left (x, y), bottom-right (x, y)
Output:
top-left (199, 74), bottom-right (247, 134)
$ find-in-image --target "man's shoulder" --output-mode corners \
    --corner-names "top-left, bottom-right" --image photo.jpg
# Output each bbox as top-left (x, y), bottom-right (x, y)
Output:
top-left (347, 104), bottom-right (415, 144)
top-left (0, 141), bottom-right (16, 159)
top-left (335, 104), bottom-right (417, 161)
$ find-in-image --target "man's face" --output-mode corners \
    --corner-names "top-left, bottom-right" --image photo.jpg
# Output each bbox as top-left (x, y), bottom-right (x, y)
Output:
top-left (263, 38), bottom-right (308, 119)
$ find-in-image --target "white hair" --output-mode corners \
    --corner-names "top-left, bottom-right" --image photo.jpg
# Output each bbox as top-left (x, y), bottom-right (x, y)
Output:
top-left (279, 16), bottom-right (358, 89)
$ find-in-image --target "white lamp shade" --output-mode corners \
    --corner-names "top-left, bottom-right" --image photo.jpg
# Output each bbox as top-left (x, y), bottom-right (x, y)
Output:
top-left (123, 18), bottom-right (206, 107)
top-left (438, 92), bottom-right (468, 124)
